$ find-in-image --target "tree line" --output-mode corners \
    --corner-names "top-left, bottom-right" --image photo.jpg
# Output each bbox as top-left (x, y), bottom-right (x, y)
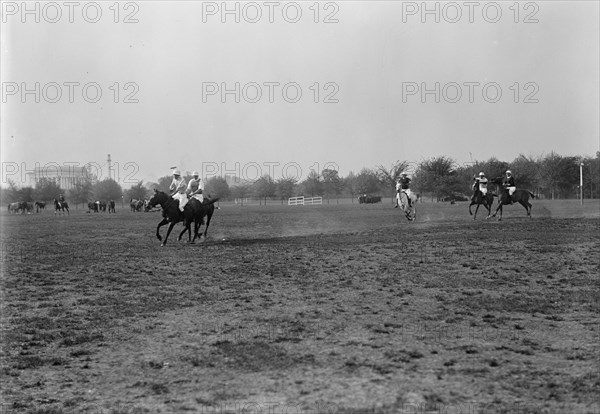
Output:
top-left (2, 151), bottom-right (598, 206)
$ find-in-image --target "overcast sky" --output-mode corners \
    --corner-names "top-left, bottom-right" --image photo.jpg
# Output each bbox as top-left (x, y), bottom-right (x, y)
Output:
top-left (1, 1), bottom-right (599, 185)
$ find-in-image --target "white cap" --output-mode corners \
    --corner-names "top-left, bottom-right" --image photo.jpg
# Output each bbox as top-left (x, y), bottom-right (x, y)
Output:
top-left (172, 169), bottom-right (181, 176)
top-left (192, 171), bottom-right (199, 176)
top-left (479, 172), bottom-right (485, 176)
top-left (506, 170), bottom-right (512, 174)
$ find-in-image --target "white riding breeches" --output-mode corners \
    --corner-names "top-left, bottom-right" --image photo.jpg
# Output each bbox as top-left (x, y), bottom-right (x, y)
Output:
top-left (173, 193), bottom-right (188, 211)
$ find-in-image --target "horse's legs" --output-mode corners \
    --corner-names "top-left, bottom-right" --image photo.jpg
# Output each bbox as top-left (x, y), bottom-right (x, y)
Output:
top-left (155, 218), bottom-right (169, 241)
top-left (162, 222), bottom-right (177, 246)
top-left (473, 204), bottom-right (480, 220)
top-left (469, 201), bottom-right (475, 216)
top-left (203, 211), bottom-right (213, 238)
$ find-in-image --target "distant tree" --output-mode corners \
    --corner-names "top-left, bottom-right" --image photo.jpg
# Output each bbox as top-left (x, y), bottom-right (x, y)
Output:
top-left (34, 178), bottom-right (62, 202)
top-left (93, 179), bottom-right (123, 201)
top-left (354, 168), bottom-right (380, 195)
top-left (17, 186), bottom-right (35, 202)
top-left (321, 169), bottom-right (343, 200)
top-left (126, 181), bottom-right (148, 201)
top-left (341, 172), bottom-right (358, 201)
top-left (156, 175), bottom-right (173, 193)
top-left (252, 175), bottom-right (276, 205)
top-left (204, 176), bottom-right (231, 200)
top-left (275, 177), bottom-right (298, 203)
top-left (538, 152), bottom-right (580, 199)
top-left (301, 171), bottom-right (323, 197)
top-left (69, 178), bottom-right (93, 207)
top-left (413, 156), bottom-right (461, 201)
top-left (230, 182), bottom-right (252, 205)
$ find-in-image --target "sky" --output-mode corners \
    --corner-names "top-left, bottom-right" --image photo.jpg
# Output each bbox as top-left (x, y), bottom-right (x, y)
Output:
top-left (1, 0), bottom-right (599, 186)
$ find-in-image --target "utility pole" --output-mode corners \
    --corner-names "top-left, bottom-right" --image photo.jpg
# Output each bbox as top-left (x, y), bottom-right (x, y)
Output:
top-left (107, 154), bottom-right (112, 181)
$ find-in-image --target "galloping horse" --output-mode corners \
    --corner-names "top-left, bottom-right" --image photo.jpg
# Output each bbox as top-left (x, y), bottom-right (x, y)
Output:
top-left (488, 177), bottom-right (535, 220)
top-left (468, 190), bottom-right (494, 220)
top-left (177, 196), bottom-right (219, 244)
top-left (397, 191), bottom-right (417, 221)
top-left (146, 190), bottom-right (219, 246)
top-left (54, 199), bottom-right (70, 215)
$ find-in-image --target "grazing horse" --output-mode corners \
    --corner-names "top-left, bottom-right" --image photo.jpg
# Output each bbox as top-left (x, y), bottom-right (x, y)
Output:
top-left (35, 201), bottom-right (46, 213)
top-left (8, 202), bottom-right (21, 213)
top-left (88, 202), bottom-right (99, 213)
top-left (146, 190), bottom-right (219, 246)
top-left (468, 190), bottom-right (494, 220)
top-left (488, 177), bottom-right (535, 220)
top-left (54, 199), bottom-right (70, 215)
top-left (20, 202), bottom-right (34, 214)
top-left (108, 200), bottom-right (116, 213)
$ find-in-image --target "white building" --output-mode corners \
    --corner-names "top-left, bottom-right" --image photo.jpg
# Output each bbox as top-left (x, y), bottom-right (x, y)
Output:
top-left (26, 165), bottom-right (93, 190)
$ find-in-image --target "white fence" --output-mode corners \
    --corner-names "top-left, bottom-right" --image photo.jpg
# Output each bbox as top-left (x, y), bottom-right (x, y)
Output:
top-left (288, 196), bottom-right (323, 206)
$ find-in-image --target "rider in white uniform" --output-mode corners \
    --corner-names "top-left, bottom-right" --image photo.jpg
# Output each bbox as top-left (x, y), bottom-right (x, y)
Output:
top-left (471, 172), bottom-right (488, 201)
top-left (187, 171), bottom-right (204, 203)
top-left (169, 169), bottom-right (188, 212)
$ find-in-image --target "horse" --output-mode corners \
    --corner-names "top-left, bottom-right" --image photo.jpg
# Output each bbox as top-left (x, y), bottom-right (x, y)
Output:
top-left (54, 199), bottom-right (70, 215)
top-left (468, 189), bottom-right (494, 220)
top-left (99, 200), bottom-right (107, 212)
top-left (130, 199), bottom-right (144, 212)
top-left (35, 201), bottom-right (46, 213)
top-left (88, 202), bottom-right (99, 213)
top-left (397, 191), bottom-right (417, 221)
top-left (20, 202), bottom-right (34, 214)
top-left (487, 177), bottom-right (535, 220)
top-left (177, 196), bottom-right (219, 244)
top-left (8, 202), bottom-right (21, 213)
top-left (108, 200), bottom-right (116, 213)
top-left (146, 190), bottom-right (219, 246)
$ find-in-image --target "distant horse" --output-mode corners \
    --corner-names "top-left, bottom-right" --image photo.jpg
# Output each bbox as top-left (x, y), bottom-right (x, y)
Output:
top-left (20, 202), bottom-right (34, 214)
top-left (8, 202), bottom-right (20, 213)
top-left (108, 200), bottom-right (116, 213)
top-left (177, 196), bottom-right (219, 244)
top-left (488, 177), bottom-right (535, 220)
top-left (35, 201), bottom-right (46, 213)
top-left (146, 190), bottom-right (219, 246)
top-left (88, 202), bottom-right (99, 213)
top-left (99, 200), bottom-right (107, 212)
top-left (468, 190), bottom-right (494, 220)
top-left (54, 199), bottom-right (70, 215)
top-left (130, 199), bottom-right (144, 212)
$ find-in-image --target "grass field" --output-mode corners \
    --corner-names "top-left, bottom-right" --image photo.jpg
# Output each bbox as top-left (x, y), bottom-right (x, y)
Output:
top-left (1, 199), bottom-right (599, 413)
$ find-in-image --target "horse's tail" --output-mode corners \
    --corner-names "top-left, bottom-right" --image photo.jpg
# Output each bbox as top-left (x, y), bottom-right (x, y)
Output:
top-left (529, 191), bottom-right (535, 198)
top-left (205, 197), bottom-right (220, 205)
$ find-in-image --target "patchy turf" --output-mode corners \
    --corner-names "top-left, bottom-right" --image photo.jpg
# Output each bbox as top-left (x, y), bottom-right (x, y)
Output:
top-left (1, 200), bottom-right (599, 413)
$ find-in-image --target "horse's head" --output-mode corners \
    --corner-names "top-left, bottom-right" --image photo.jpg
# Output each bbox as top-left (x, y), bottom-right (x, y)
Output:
top-left (146, 189), bottom-right (166, 210)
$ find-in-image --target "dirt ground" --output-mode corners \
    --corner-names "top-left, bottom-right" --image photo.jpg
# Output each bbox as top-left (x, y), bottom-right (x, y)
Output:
top-left (1, 200), bottom-right (599, 413)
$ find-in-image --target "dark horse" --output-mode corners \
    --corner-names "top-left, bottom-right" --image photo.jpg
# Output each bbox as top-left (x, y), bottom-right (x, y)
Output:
top-left (108, 200), bottom-right (116, 213)
top-left (146, 190), bottom-right (219, 246)
top-left (54, 199), bottom-right (70, 215)
top-left (35, 201), bottom-right (46, 213)
top-left (468, 189), bottom-right (494, 220)
top-left (488, 177), bottom-right (535, 220)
